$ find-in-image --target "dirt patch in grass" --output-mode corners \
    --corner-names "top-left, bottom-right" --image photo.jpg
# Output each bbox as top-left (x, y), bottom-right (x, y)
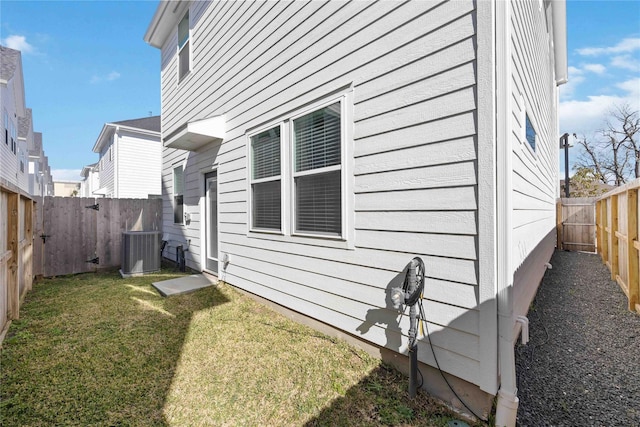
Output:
top-left (1, 269), bottom-right (481, 426)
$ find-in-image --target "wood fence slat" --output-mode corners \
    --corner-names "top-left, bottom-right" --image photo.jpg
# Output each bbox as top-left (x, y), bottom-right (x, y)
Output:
top-left (595, 179), bottom-right (640, 313)
top-left (611, 195), bottom-right (619, 281)
top-left (43, 197), bottom-right (163, 276)
top-left (627, 189), bottom-right (639, 311)
top-left (7, 192), bottom-right (19, 320)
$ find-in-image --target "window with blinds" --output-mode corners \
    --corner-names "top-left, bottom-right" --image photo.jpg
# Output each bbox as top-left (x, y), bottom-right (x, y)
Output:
top-left (173, 165), bottom-right (184, 224)
top-left (248, 97), bottom-right (346, 239)
top-left (178, 11), bottom-right (190, 81)
top-left (250, 126), bottom-right (281, 231)
top-left (293, 102), bottom-right (342, 236)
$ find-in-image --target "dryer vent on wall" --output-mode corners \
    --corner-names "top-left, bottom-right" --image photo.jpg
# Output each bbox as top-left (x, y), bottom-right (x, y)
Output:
top-left (120, 231), bottom-right (161, 277)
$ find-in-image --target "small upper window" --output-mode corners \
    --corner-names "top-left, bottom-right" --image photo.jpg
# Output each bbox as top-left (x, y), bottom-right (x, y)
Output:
top-left (10, 121), bottom-right (16, 154)
top-left (525, 114), bottom-right (536, 151)
top-left (178, 11), bottom-right (190, 81)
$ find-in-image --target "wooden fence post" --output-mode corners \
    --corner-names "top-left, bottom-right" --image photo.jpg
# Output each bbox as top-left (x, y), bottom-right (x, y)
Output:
top-left (602, 197), bottom-right (609, 266)
top-left (611, 194), bottom-right (619, 281)
top-left (595, 200), bottom-right (601, 256)
top-left (627, 189), bottom-right (639, 311)
top-left (7, 192), bottom-right (19, 320)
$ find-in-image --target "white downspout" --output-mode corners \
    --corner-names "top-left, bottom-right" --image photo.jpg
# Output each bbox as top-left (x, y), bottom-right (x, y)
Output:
top-left (494, 0), bottom-right (518, 426)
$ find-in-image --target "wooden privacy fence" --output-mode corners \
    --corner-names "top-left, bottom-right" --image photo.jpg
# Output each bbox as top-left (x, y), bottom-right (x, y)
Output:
top-left (596, 179), bottom-right (640, 313)
top-left (1, 182), bottom-right (34, 339)
top-left (41, 197), bottom-right (163, 277)
top-left (556, 197), bottom-right (597, 252)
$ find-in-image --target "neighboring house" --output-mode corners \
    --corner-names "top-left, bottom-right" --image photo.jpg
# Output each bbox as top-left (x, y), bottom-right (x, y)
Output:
top-left (92, 116), bottom-right (162, 198)
top-left (0, 45), bottom-right (28, 194)
top-left (145, 1), bottom-right (567, 425)
top-left (79, 163), bottom-right (100, 198)
top-left (1, 46), bottom-right (51, 198)
top-left (28, 132), bottom-right (53, 198)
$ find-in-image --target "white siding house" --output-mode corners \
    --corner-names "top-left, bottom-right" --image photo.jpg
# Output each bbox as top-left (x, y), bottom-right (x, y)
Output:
top-left (92, 116), bottom-right (162, 199)
top-left (1, 46), bottom-right (51, 198)
top-left (145, 1), bottom-right (567, 424)
top-left (0, 46), bottom-right (27, 194)
top-left (79, 163), bottom-right (99, 198)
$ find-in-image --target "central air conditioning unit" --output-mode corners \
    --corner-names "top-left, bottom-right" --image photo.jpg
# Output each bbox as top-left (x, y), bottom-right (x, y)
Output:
top-left (120, 231), bottom-right (161, 277)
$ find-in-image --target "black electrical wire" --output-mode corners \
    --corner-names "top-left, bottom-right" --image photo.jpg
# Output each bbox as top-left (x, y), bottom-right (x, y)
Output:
top-left (417, 297), bottom-right (489, 423)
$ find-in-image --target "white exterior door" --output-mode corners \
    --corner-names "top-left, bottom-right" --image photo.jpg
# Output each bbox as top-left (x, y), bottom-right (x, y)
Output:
top-left (204, 171), bottom-right (218, 273)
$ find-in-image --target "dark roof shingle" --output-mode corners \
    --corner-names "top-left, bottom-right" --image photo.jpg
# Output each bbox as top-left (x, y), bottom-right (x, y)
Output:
top-left (112, 115), bottom-right (161, 133)
top-left (0, 45), bottom-right (21, 81)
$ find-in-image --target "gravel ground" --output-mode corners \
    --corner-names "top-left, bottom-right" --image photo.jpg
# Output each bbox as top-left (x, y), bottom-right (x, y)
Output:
top-left (515, 250), bottom-right (640, 427)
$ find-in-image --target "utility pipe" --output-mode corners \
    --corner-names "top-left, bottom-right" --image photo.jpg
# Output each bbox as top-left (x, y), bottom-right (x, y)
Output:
top-left (494, 0), bottom-right (518, 425)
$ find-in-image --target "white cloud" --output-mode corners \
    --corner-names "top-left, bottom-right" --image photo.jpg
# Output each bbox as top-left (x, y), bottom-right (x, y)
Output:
top-left (577, 37), bottom-right (640, 56)
top-left (611, 54), bottom-right (640, 71)
top-left (559, 67), bottom-right (585, 100)
top-left (90, 71), bottom-right (121, 84)
top-left (583, 63), bottom-right (606, 74)
top-left (106, 71), bottom-right (121, 81)
top-left (52, 169), bottom-right (82, 182)
top-left (1, 35), bottom-right (34, 54)
top-left (616, 77), bottom-right (640, 99)
top-left (560, 82), bottom-right (640, 137)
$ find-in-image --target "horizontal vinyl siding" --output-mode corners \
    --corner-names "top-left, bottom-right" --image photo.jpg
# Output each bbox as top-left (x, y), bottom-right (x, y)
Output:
top-left (1, 85), bottom-right (19, 187)
top-left (160, 0), bottom-right (487, 390)
top-left (117, 131), bottom-right (161, 198)
top-left (510, 1), bottom-right (558, 271)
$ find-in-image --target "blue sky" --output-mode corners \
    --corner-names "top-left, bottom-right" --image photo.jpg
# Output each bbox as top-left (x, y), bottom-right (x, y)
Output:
top-left (1, 0), bottom-right (639, 181)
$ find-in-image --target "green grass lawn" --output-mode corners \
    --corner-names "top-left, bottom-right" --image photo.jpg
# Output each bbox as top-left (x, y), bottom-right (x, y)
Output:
top-left (0, 268), bottom-right (478, 426)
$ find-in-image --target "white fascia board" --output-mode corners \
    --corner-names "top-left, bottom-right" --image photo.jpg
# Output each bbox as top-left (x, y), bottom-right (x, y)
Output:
top-left (92, 123), bottom-right (114, 153)
top-left (144, 1), bottom-right (188, 48)
top-left (164, 115), bottom-right (225, 151)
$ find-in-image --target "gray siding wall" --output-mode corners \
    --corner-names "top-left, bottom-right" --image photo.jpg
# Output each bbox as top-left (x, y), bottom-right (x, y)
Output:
top-left (160, 0), bottom-right (493, 391)
top-left (510, 4), bottom-right (559, 275)
top-left (509, 2), bottom-right (560, 322)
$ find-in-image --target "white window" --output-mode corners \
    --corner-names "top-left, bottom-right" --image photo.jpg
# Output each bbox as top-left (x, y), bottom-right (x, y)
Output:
top-left (10, 121), bottom-right (16, 154)
top-left (248, 95), bottom-right (350, 240)
top-left (292, 102), bottom-right (342, 236)
top-left (250, 126), bottom-right (281, 231)
top-left (178, 10), bottom-right (190, 81)
top-left (173, 165), bottom-right (184, 224)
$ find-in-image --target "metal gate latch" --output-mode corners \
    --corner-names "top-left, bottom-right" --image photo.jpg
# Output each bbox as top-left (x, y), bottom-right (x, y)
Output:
top-left (40, 234), bottom-right (51, 243)
top-left (86, 257), bottom-right (99, 264)
top-left (85, 204), bottom-right (100, 211)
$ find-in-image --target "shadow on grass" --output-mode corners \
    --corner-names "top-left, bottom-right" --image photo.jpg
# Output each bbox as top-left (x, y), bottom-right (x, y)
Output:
top-left (0, 268), bottom-right (228, 427)
top-left (303, 363), bottom-right (462, 427)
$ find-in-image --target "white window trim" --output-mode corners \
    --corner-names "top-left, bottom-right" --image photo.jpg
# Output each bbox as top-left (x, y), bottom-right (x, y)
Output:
top-left (246, 90), bottom-right (354, 248)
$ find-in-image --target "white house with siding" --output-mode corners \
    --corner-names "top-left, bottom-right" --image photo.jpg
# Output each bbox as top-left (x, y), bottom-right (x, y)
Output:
top-left (79, 163), bottom-right (100, 198)
top-left (145, 1), bottom-right (567, 424)
top-left (1, 46), bottom-right (50, 198)
top-left (92, 116), bottom-right (162, 199)
top-left (1, 45), bottom-right (28, 194)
